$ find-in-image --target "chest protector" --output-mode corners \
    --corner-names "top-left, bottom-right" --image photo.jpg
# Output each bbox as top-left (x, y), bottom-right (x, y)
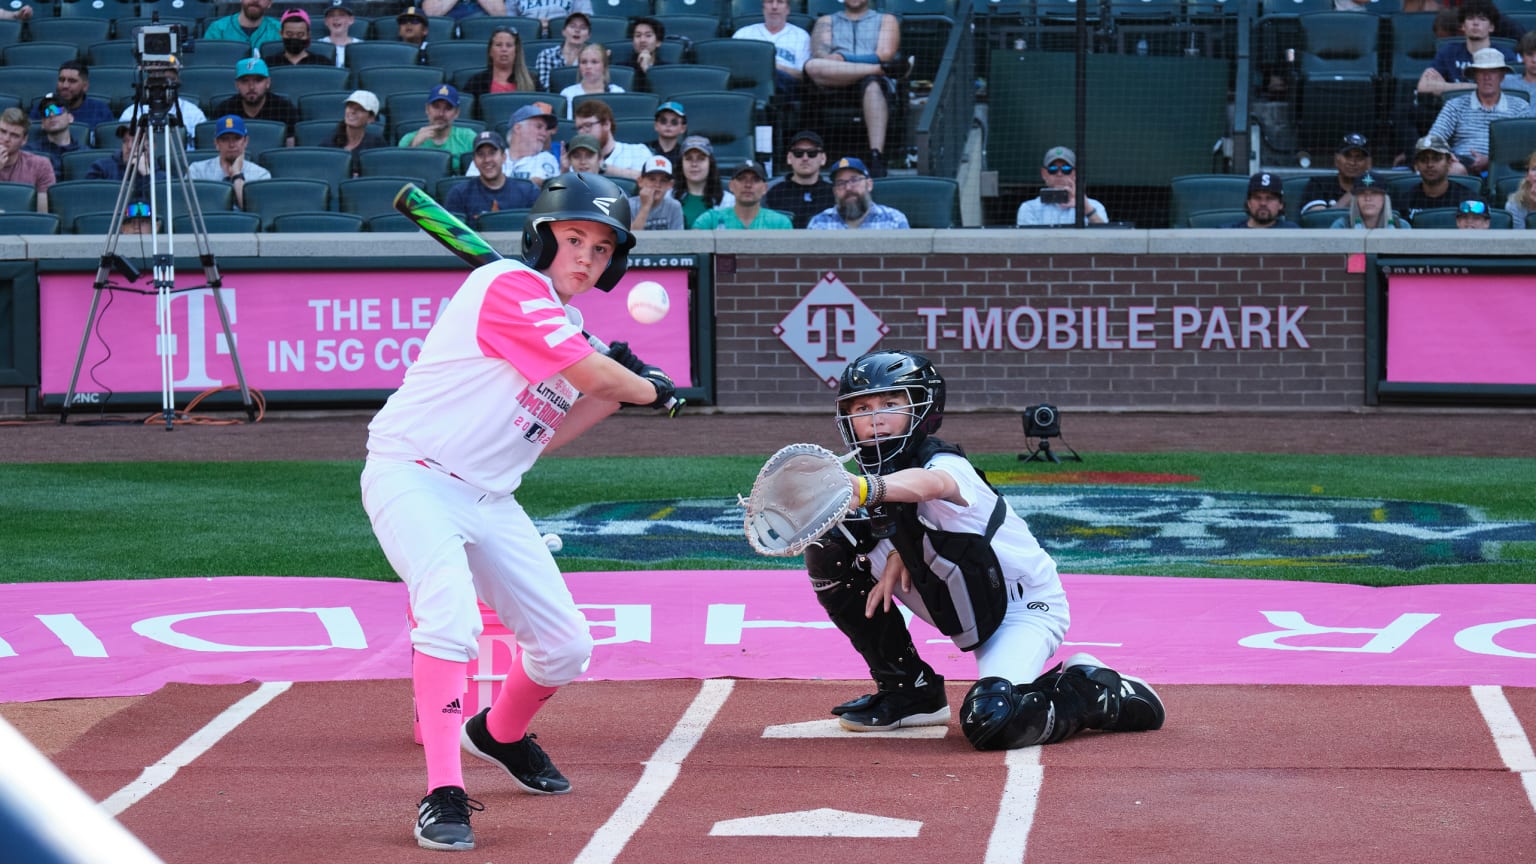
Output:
top-left (882, 437), bottom-right (1009, 652)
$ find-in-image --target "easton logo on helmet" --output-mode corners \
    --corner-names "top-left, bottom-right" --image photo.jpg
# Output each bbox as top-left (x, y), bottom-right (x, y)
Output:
top-left (592, 196), bottom-right (617, 215)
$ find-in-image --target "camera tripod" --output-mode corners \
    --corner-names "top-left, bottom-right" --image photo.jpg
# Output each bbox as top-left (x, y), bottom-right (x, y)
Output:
top-left (58, 98), bottom-right (255, 429)
top-left (1018, 437), bottom-right (1082, 464)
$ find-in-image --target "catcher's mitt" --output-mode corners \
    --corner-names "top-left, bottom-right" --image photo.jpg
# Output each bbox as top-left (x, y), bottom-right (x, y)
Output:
top-left (742, 443), bottom-right (857, 557)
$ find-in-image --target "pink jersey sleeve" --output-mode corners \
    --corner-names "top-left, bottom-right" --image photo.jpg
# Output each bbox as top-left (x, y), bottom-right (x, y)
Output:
top-left (476, 268), bottom-right (595, 382)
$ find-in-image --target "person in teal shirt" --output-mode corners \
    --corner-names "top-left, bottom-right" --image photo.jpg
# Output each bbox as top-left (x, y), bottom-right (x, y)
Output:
top-left (202, 0), bottom-right (282, 53)
top-left (398, 84), bottom-right (478, 166)
top-left (693, 160), bottom-right (794, 230)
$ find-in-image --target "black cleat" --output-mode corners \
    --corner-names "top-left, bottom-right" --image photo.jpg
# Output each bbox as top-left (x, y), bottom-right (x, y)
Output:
top-left (838, 676), bottom-right (949, 731)
top-left (1062, 653), bottom-right (1166, 732)
top-left (461, 709), bottom-right (572, 794)
top-left (415, 785), bottom-right (483, 852)
top-left (830, 692), bottom-right (879, 716)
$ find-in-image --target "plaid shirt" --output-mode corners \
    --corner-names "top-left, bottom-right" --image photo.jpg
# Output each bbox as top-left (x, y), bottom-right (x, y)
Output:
top-left (533, 45), bottom-right (569, 91)
top-left (807, 202), bottom-right (909, 230)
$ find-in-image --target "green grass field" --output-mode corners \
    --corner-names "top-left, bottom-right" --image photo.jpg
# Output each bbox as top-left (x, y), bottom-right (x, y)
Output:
top-left (2, 451), bottom-right (1533, 586)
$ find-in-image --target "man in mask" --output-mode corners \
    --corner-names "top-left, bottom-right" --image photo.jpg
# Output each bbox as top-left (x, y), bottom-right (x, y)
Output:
top-left (263, 9), bottom-right (332, 66)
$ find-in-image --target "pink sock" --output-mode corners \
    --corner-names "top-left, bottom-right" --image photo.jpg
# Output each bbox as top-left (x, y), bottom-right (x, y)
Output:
top-left (413, 651), bottom-right (467, 793)
top-left (485, 653), bottom-right (559, 744)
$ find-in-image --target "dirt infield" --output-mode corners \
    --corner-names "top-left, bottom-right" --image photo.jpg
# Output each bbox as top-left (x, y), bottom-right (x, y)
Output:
top-left (4, 408), bottom-right (1535, 463)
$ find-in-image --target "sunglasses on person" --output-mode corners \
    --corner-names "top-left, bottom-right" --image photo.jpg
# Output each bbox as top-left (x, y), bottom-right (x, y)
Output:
top-left (789, 148), bottom-right (821, 158)
top-left (1045, 163), bottom-right (1074, 174)
top-left (1459, 200), bottom-right (1489, 215)
top-left (124, 202), bottom-right (152, 219)
top-left (42, 103), bottom-right (66, 118)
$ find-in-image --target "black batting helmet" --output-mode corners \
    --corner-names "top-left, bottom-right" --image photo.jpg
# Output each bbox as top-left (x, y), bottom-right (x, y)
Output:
top-left (835, 349), bottom-right (946, 475)
top-left (521, 171), bottom-right (635, 291)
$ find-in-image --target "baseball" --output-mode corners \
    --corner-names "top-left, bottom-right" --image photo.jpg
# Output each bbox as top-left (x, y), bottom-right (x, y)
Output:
top-left (627, 281), bottom-right (670, 324)
top-left (542, 533), bottom-right (563, 553)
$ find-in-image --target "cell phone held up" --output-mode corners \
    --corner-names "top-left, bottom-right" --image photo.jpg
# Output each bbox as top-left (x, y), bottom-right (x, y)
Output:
top-left (1040, 188), bottom-right (1070, 205)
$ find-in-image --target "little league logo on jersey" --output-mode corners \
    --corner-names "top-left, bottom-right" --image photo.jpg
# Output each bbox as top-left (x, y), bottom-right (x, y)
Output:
top-left (776, 273), bottom-right (889, 387)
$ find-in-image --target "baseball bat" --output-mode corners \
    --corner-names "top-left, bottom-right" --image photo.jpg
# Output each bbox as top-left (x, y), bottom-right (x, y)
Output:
top-left (391, 182), bottom-right (683, 414)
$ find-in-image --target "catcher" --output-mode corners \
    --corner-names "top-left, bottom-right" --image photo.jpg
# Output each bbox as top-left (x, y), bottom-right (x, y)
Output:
top-left (807, 349), bottom-right (1166, 749)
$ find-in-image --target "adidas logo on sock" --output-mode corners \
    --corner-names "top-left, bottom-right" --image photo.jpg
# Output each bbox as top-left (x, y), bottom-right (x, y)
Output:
top-left (441, 698), bottom-right (462, 715)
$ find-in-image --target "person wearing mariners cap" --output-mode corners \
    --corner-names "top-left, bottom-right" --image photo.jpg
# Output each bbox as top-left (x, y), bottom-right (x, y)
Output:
top-left (1329, 172), bottom-right (1410, 230)
top-left (627, 154), bottom-right (685, 231)
top-left (446, 130), bottom-right (539, 229)
top-left (1224, 171), bottom-right (1298, 229)
top-left (1399, 134), bottom-right (1478, 220)
top-left (1016, 145), bottom-right (1107, 227)
top-left (402, 84), bottom-right (478, 161)
top-left (188, 115), bottom-right (271, 210)
top-left (645, 101), bottom-right (687, 172)
top-left (211, 57), bottom-right (300, 147)
top-left (468, 102), bottom-right (559, 186)
top-left (262, 8), bottom-right (330, 67)
top-left (808, 156), bottom-right (910, 229)
top-left (1300, 133), bottom-right (1374, 214)
top-left (202, 0), bottom-right (282, 52)
top-left (1428, 47), bottom-right (1526, 177)
top-left (766, 130), bottom-right (834, 228)
top-left (318, 1), bottom-right (363, 68)
top-left (693, 160), bottom-right (793, 230)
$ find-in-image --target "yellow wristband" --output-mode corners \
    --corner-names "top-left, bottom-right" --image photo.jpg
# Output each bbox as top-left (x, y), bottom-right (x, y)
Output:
top-left (856, 475), bottom-right (869, 507)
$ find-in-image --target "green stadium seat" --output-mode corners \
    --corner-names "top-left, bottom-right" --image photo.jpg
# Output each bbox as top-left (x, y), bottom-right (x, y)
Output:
top-left (271, 211), bottom-right (366, 232)
top-left (174, 210), bottom-right (262, 233)
top-left (0, 182), bottom-right (40, 213)
top-left (28, 17), bottom-right (112, 48)
top-left (0, 212), bottom-right (62, 234)
top-left (257, 147), bottom-right (352, 198)
top-left (570, 91), bottom-right (658, 122)
top-left (872, 176), bottom-right (959, 228)
top-left (1168, 174), bottom-right (1250, 229)
top-left (692, 39), bottom-right (774, 110)
top-left (181, 39), bottom-right (255, 68)
top-left (340, 175), bottom-right (418, 220)
top-left (47, 180), bottom-right (124, 232)
top-left (455, 16), bottom-right (540, 43)
top-left (2, 42), bottom-right (82, 68)
top-left (241, 178), bottom-right (332, 230)
top-left (1186, 208), bottom-right (1248, 228)
top-left (357, 147), bottom-right (454, 185)
top-left (475, 208), bottom-right (531, 232)
top-left (366, 212), bottom-right (420, 231)
top-left (267, 65), bottom-right (351, 102)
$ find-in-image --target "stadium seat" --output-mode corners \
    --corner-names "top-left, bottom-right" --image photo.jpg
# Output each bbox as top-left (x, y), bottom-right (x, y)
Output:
top-left (358, 67), bottom-right (448, 104)
top-left (1298, 207), bottom-right (1346, 228)
top-left (60, 148), bottom-right (110, 181)
top-left (0, 182), bottom-right (40, 214)
top-left (86, 40), bottom-right (140, 67)
top-left (473, 208), bottom-right (531, 232)
top-left (28, 17), bottom-right (112, 48)
top-left (582, 15), bottom-right (631, 44)
top-left (241, 178), bottom-right (332, 230)
top-left (1411, 206), bottom-right (1513, 229)
top-left (655, 13), bottom-right (724, 44)
top-left (294, 118), bottom-right (385, 147)
top-left (0, 212), bottom-right (62, 234)
top-left (46, 180), bottom-right (124, 232)
top-left (0, 18), bottom-right (17, 46)
top-left (1294, 11), bottom-right (1380, 158)
top-left (71, 210), bottom-right (120, 235)
top-left (1186, 208), bottom-right (1248, 228)
top-left (478, 92), bottom-right (566, 132)
top-left (340, 176), bottom-right (419, 220)
top-left (872, 176), bottom-right (959, 228)
top-left (436, 175), bottom-right (471, 203)
top-left (591, 0), bottom-right (653, 18)
top-left (3, 42), bottom-right (81, 68)
top-left (84, 66), bottom-right (140, 116)
top-left (692, 39), bottom-right (775, 111)
top-left (174, 211), bottom-right (262, 233)
top-left (548, 65), bottom-right (636, 94)
top-left (180, 39), bottom-right (255, 68)
top-left (1487, 117), bottom-right (1536, 197)
top-left (270, 211), bottom-right (366, 232)
top-left (190, 179), bottom-right (238, 213)
top-left (1168, 174), bottom-right (1250, 228)
top-left (425, 40), bottom-right (488, 77)
top-left (2, 69), bottom-right (68, 107)
top-left (268, 65), bottom-right (351, 102)
top-left (347, 41), bottom-right (430, 73)
top-left (662, 90), bottom-right (754, 150)
top-left (257, 147), bottom-right (352, 198)
top-left (656, 0), bottom-right (722, 16)
top-left (571, 91), bottom-right (659, 121)
top-left (455, 16), bottom-right (540, 43)
top-left (357, 147), bottom-right (453, 184)
top-left (613, 116), bottom-right (657, 143)
top-left (366, 212), bottom-right (420, 231)
top-left (178, 66), bottom-right (240, 109)
top-left (297, 90), bottom-right (355, 123)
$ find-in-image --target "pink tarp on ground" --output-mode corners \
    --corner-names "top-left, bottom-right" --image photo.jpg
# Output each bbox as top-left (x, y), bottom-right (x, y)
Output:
top-left (1, 573), bottom-right (1532, 703)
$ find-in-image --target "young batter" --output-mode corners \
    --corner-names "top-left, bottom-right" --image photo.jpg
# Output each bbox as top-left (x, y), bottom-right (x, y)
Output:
top-left (807, 349), bottom-right (1166, 749)
top-left (362, 172), bottom-right (676, 851)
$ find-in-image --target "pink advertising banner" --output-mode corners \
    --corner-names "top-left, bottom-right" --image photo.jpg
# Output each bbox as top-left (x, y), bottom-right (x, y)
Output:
top-left (1, 573), bottom-right (1532, 703)
top-left (37, 267), bottom-right (695, 400)
top-left (1385, 273), bottom-right (1536, 385)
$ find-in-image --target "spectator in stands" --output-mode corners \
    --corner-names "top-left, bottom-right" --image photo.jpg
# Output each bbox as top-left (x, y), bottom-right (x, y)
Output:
top-left (514, 0), bottom-right (594, 39)
top-left (1503, 150), bottom-right (1536, 227)
top-left (264, 9), bottom-right (330, 67)
top-left (212, 58), bottom-right (300, 147)
top-left (203, 0), bottom-right (282, 53)
top-left (117, 64), bottom-right (206, 148)
top-left (808, 155), bottom-right (908, 229)
top-left (330, 90), bottom-right (388, 176)
top-left (1300, 133), bottom-right (1373, 214)
top-left (422, 0), bottom-right (507, 22)
top-left (1400, 1), bottom-right (1443, 13)
top-left (30, 62), bottom-right (114, 145)
top-left (626, 17), bottom-right (666, 94)
top-left (1428, 48), bottom-right (1526, 177)
top-left (1224, 172), bottom-right (1299, 229)
top-left (397, 6), bottom-right (432, 64)
top-left (462, 28), bottom-right (537, 96)
top-left (572, 99), bottom-right (651, 180)
top-left (1398, 134), bottom-right (1476, 220)
top-left (0, 108), bottom-right (55, 213)
top-left (0, 5), bottom-right (32, 20)
top-left (120, 200), bottom-right (157, 236)
top-left (734, 0), bottom-right (812, 106)
top-left (188, 115), bottom-right (271, 210)
top-left (87, 125), bottom-right (142, 182)
top-left (534, 11), bottom-right (591, 91)
top-left (695, 160), bottom-right (794, 230)
top-left (1508, 31), bottom-right (1536, 100)
top-left (1329, 173), bottom-right (1409, 229)
top-left (560, 44), bottom-right (625, 117)
top-left (803, 0), bottom-right (913, 178)
top-left (1015, 146), bottom-right (1108, 227)
top-left (400, 85), bottom-right (478, 163)
top-left (645, 101), bottom-right (687, 172)
top-left (765, 129), bottom-right (833, 229)
top-left (25, 94), bottom-right (83, 175)
top-left (673, 135), bottom-right (728, 228)
top-left (628, 154), bottom-right (684, 231)
top-left (318, 1), bottom-right (363, 68)
top-left (1457, 198), bottom-right (1493, 229)
top-left (1417, 1), bottom-right (1515, 101)
top-left (472, 102), bottom-right (559, 186)
top-left (447, 130), bottom-right (540, 227)
top-left (563, 133), bottom-right (602, 173)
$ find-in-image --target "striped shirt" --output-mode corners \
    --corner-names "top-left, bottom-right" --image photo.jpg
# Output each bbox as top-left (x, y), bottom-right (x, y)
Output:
top-left (1427, 93), bottom-right (1529, 158)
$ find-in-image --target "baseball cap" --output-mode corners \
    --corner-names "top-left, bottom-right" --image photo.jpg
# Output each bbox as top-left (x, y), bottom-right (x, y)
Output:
top-left (1350, 172), bottom-right (1385, 195)
top-left (1247, 171), bottom-right (1281, 196)
top-left (1336, 132), bottom-right (1369, 155)
top-left (234, 57), bottom-right (269, 79)
top-left (427, 84), bottom-right (459, 107)
top-left (324, 0), bottom-right (354, 17)
top-left (681, 134), bottom-right (712, 156)
top-left (567, 133), bottom-right (600, 154)
top-left (1413, 133), bottom-right (1452, 157)
top-left (37, 92), bottom-right (65, 115)
top-left (509, 101), bottom-right (557, 129)
top-left (1042, 145), bottom-right (1075, 168)
top-left (113, 123), bottom-right (132, 138)
top-left (1468, 47), bottom-right (1511, 72)
top-left (344, 89), bottom-right (380, 115)
top-left (472, 130), bottom-right (505, 152)
top-left (280, 8), bottom-right (310, 25)
top-left (730, 159), bottom-right (767, 181)
top-left (641, 154), bottom-right (673, 176)
top-left (655, 100), bottom-right (686, 120)
top-left (564, 10), bottom-right (591, 27)
top-left (213, 114), bottom-right (248, 138)
top-left (788, 129), bottom-right (823, 149)
top-left (831, 156), bottom-right (869, 177)
top-left (397, 5), bottom-right (427, 23)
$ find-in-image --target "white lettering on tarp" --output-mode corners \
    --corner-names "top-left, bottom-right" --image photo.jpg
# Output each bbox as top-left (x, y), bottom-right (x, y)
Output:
top-left (131, 607), bottom-right (368, 652)
top-left (36, 613), bottom-right (107, 658)
top-left (920, 304), bottom-right (1312, 352)
top-left (703, 604), bottom-right (836, 645)
top-left (1239, 611), bottom-right (1439, 653)
top-left (1454, 619), bottom-right (1536, 659)
top-left (577, 604), bottom-right (652, 645)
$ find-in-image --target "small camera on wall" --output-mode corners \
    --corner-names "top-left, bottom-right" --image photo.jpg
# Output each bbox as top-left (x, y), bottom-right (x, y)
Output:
top-left (1019, 403), bottom-right (1080, 464)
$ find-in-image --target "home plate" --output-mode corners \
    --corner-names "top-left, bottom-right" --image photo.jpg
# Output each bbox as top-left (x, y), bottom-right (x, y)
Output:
top-left (709, 808), bottom-right (922, 838)
top-left (761, 718), bottom-right (949, 738)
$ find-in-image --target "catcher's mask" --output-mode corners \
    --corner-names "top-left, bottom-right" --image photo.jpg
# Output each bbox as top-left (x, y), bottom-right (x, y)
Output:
top-left (835, 350), bottom-right (945, 475)
top-left (521, 171), bottom-right (635, 291)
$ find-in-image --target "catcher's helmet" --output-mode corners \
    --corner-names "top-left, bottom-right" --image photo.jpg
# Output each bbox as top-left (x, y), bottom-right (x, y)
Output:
top-left (521, 171), bottom-right (635, 291)
top-left (835, 350), bottom-right (945, 475)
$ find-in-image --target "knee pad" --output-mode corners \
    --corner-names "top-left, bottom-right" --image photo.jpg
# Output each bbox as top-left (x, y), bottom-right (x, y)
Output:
top-left (804, 530), bottom-right (871, 594)
top-left (960, 677), bottom-right (1053, 751)
top-left (521, 631), bottom-right (594, 687)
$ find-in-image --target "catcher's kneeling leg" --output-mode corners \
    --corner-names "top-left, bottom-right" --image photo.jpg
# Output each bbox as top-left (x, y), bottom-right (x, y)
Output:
top-left (960, 655), bottom-right (1166, 751)
top-left (805, 530), bottom-right (938, 707)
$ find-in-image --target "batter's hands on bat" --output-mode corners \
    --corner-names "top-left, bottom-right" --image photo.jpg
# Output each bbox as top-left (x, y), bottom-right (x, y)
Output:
top-left (605, 341), bottom-right (647, 375)
top-left (636, 364), bottom-right (676, 410)
top-left (865, 553), bottom-right (911, 618)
